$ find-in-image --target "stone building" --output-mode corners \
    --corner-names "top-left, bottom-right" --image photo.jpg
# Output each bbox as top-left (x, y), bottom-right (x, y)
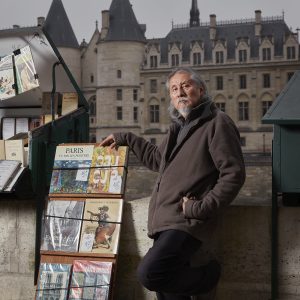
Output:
top-left (82, 0), bottom-right (300, 154)
top-left (1, 0), bottom-right (300, 153)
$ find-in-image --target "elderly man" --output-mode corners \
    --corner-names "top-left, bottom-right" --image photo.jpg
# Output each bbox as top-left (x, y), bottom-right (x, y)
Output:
top-left (100, 67), bottom-right (245, 300)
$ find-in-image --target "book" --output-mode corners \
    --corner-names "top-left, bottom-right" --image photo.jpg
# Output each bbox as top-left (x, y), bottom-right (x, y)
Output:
top-left (0, 54), bottom-right (16, 100)
top-left (41, 200), bottom-right (85, 252)
top-left (0, 140), bottom-right (5, 159)
top-left (49, 145), bottom-right (94, 194)
top-left (49, 144), bottom-right (129, 196)
top-left (0, 160), bottom-right (22, 191)
top-left (1, 117), bottom-right (15, 140)
top-left (35, 262), bottom-right (71, 300)
top-left (5, 132), bottom-right (28, 167)
top-left (41, 92), bottom-right (61, 115)
top-left (79, 198), bottom-right (123, 255)
top-left (87, 146), bottom-right (128, 195)
top-left (61, 92), bottom-right (78, 115)
top-left (69, 260), bottom-right (113, 300)
top-left (14, 45), bottom-right (39, 93)
top-left (15, 117), bottom-right (29, 134)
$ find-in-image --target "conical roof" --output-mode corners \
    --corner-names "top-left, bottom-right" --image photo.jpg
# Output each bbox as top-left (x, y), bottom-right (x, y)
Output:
top-left (105, 0), bottom-right (146, 42)
top-left (44, 0), bottom-right (79, 48)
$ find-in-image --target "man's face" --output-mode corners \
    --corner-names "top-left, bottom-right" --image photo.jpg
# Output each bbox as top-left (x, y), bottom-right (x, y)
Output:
top-left (169, 72), bottom-right (204, 118)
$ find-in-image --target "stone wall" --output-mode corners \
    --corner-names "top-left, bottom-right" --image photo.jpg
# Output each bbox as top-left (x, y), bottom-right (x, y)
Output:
top-left (0, 160), bottom-right (297, 300)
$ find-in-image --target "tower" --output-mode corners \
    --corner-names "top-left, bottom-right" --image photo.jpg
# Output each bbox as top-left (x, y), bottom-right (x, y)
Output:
top-left (190, 0), bottom-right (200, 27)
top-left (96, 0), bottom-right (146, 139)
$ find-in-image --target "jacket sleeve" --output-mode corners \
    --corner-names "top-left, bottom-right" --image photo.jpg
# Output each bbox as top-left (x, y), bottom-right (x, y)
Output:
top-left (114, 132), bottom-right (166, 172)
top-left (184, 113), bottom-right (246, 220)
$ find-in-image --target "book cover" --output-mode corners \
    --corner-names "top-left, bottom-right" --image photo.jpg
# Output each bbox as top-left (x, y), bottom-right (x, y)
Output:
top-left (61, 92), bottom-right (78, 115)
top-left (87, 146), bottom-right (128, 195)
top-left (41, 200), bottom-right (85, 252)
top-left (14, 45), bottom-right (39, 93)
top-left (5, 134), bottom-right (28, 167)
top-left (79, 198), bottom-right (123, 255)
top-left (69, 260), bottom-right (113, 300)
top-left (0, 160), bottom-right (21, 191)
top-left (1, 117), bottom-right (15, 140)
top-left (41, 92), bottom-right (60, 115)
top-left (49, 145), bottom-right (94, 194)
top-left (0, 54), bottom-right (16, 100)
top-left (35, 262), bottom-right (71, 300)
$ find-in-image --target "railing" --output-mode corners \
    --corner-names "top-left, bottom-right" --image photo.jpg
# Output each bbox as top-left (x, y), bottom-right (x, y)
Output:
top-left (172, 15), bottom-right (284, 30)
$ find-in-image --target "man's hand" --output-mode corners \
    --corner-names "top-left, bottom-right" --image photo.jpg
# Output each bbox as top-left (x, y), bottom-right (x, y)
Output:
top-left (100, 134), bottom-right (117, 149)
top-left (182, 196), bottom-right (189, 214)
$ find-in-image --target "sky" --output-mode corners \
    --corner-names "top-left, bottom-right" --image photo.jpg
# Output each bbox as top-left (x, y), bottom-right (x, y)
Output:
top-left (0, 0), bottom-right (300, 43)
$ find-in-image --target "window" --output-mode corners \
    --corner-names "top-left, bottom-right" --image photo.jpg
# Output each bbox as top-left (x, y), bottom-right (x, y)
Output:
top-left (193, 52), bottom-right (201, 65)
top-left (90, 74), bottom-right (94, 83)
top-left (216, 102), bottom-right (225, 112)
top-left (287, 46), bottom-right (296, 59)
top-left (239, 102), bottom-right (249, 121)
top-left (262, 101), bottom-right (273, 116)
top-left (89, 99), bottom-right (96, 116)
top-left (150, 79), bottom-right (158, 93)
top-left (263, 74), bottom-right (271, 88)
top-left (239, 50), bottom-right (247, 62)
top-left (150, 55), bottom-right (158, 68)
top-left (133, 107), bottom-right (138, 122)
top-left (216, 51), bottom-right (224, 64)
top-left (171, 54), bottom-right (179, 66)
top-left (240, 137), bottom-right (246, 147)
top-left (287, 72), bottom-right (294, 82)
top-left (133, 89), bottom-right (138, 101)
top-left (262, 48), bottom-right (271, 61)
top-left (117, 70), bottom-right (122, 78)
top-left (216, 76), bottom-right (223, 90)
top-left (116, 106), bottom-right (123, 120)
top-left (239, 75), bottom-right (247, 89)
top-left (150, 105), bottom-right (160, 123)
top-left (116, 89), bottom-right (122, 100)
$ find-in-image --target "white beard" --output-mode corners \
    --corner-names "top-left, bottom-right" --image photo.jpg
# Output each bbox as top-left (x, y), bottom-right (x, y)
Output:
top-left (178, 106), bottom-right (192, 118)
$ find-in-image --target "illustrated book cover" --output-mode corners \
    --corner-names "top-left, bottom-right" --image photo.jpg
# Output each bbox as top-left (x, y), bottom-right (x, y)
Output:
top-left (79, 198), bottom-right (123, 255)
top-left (14, 45), bottom-right (39, 93)
top-left (41, 200), bottom-right (85, 252)
top-left (69, 260), bottom-right (113, 300)
top-left (35, 262), bottom-right (71, 300)
top-left (87, 145), bottom-right (128, 196)
top-left (0, 54), bottom-right (16, 100)
top-left (49, 144), bottom-right (129, 196)
top-left (49, 145), bottom-right (94, 194)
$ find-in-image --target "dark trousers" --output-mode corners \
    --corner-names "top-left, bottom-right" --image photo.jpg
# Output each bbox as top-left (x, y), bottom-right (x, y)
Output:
top-left (137, 230), bottom-right (220, 300)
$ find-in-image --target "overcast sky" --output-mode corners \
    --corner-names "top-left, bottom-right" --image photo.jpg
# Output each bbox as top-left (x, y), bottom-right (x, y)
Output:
top-left (0, 0), bottom-right (299, 43)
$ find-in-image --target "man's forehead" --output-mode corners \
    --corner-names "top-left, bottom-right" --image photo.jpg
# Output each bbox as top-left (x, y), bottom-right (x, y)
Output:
top-left (170, 74), bottom-right (194, 85)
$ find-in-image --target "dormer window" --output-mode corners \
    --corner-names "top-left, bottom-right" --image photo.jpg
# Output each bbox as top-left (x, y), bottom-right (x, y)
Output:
top-left (171, 54), bottom-right (179, 66)
top-left (239, 50), bottom-right (247, 62)
top-left (150, 55), bottom-right (158, 68)
top-left (287, 46), bottom-right (296, 59)
top-left (262, 48), bottom-right (271, 61)
top-left (193, 52), bottom-right (201, 65)
top-left (215, 51), bottom-right (224, 64)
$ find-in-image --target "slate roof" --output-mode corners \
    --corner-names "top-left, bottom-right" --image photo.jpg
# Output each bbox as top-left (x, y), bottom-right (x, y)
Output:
top-left (262, 71), bottom-right (300, 124)
top-left (44, 0), bottom-right (79, 48)
top-left (156, 18), bottom-right (291, 63)
top-left (104, 0), bottom-right (146, 42)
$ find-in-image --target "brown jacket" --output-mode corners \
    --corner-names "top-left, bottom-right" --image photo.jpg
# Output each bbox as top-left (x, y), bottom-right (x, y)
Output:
top-left (114, 101), bottom-right (245, 241)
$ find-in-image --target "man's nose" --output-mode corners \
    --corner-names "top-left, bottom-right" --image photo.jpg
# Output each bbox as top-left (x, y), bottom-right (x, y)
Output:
top-left (178, 85), bottom-right (186, 96)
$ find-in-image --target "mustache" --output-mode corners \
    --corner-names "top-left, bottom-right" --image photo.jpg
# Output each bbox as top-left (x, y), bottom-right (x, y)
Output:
top-left (177, 97), bottom-right (188, 104)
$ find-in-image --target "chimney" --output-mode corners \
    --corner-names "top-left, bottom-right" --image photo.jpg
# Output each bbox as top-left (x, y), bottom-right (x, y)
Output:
top-left (255, 10), bottom-right (262, 37)
top-left (100, 10), bottom-right (109, 39)
top-left (210, 14), bottom-right (216, 41)
top-left (37, 17), bottom-right (45, 26)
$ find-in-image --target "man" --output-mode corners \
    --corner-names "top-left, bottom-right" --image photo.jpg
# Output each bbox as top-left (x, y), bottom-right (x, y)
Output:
top-left (100, 67), bottom-right (245, 299)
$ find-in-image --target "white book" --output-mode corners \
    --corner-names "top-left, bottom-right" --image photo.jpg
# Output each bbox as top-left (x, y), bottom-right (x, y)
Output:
top-left (0, 160), bottom-right (21, 191)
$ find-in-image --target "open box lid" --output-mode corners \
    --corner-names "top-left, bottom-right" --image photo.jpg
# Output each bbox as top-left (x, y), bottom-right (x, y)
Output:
top-left (0, 25), bottom-right (89, 110)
